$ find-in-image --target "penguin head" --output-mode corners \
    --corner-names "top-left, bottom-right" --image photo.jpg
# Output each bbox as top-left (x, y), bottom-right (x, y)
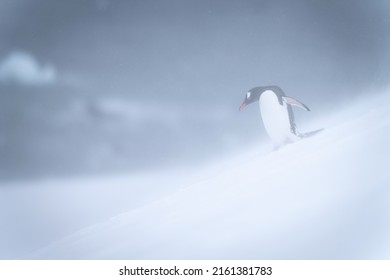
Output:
top-left (239, 87), bottom-right (263, 111)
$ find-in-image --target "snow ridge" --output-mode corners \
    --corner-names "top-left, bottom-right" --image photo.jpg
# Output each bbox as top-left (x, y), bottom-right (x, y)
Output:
top-left (29, 92), bottom-right (390, 259)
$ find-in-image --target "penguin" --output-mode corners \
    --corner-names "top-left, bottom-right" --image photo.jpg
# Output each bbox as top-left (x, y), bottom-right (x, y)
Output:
top-left (239, 86), bottom-right (322, 149)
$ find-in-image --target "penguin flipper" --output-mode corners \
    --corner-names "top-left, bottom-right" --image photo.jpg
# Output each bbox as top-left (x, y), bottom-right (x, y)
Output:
top-left (282, 96), bottom-right (310, 111)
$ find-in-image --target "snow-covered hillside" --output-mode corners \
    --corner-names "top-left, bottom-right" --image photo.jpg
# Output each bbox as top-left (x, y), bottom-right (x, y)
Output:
top-left (1, 92), bottom-right (390, 259)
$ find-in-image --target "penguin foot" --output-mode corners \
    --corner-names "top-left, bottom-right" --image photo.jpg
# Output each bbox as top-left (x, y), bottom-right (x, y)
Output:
top-left (299, 128), bottom-right (324, 138)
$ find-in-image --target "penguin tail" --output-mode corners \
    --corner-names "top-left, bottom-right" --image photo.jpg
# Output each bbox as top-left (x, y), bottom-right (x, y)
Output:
top-left (298, 128), bottom-right (324, 138)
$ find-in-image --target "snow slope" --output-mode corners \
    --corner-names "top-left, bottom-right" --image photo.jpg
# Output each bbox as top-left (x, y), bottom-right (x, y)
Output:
top-left (2, 92), bottom-right (390, 259)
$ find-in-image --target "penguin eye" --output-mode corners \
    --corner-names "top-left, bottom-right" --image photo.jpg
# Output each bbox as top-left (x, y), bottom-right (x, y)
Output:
top-left (246, 92), bottom-right (251, 99)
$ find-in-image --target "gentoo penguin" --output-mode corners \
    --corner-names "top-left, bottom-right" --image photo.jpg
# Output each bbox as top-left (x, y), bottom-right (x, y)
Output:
top-left (239, 85), bottom-right (321, 149)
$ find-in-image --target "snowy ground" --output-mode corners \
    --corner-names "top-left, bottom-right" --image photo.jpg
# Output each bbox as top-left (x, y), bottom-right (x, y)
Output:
top-left (1, 91), bottom-right (389, 259)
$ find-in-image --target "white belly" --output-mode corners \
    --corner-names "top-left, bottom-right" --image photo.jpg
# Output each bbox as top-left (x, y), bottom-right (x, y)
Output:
top-left (259, 90), bottom-right (299, 147)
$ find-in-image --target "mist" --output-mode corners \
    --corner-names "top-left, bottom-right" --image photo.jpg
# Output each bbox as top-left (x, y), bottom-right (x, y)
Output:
top-left (0, 0), bottom-right (390, 259)
top-left (1, 0), bottom-right (390, 179)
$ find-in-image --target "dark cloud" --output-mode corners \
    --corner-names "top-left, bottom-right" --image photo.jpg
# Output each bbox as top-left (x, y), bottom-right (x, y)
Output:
top-left (1, 0), bottom-right (390, 179)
